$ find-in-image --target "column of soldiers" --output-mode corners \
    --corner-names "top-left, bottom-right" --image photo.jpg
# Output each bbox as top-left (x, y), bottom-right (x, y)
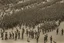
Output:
top-left (0, 26), bottom-right (41, 41)
top-left (0, 28), bottom-right (25, 40)
top-left (0, 26), bottom-right (56, 43)
top-left (0, 24), bottom-right (62, 43)
top-left (56, 28), bottom-right (64, 35)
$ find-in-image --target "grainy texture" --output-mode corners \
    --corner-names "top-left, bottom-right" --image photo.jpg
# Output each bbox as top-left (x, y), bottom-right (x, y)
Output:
top-left (0, 0), bottom-right (64, 43)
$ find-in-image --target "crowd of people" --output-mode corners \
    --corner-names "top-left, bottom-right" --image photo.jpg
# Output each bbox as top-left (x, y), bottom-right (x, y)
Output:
top-left (0, 0), bottom-right (63, 43)
top-left (0, 25), bottom-right (41, 42)
top-left (0, 27), bottom-right (57, 43)
top-left (0, 0), bottom-right (32, 18)
top-left (0, 0), bottom-right (49, 19)
top-left (0, 0), bottom-right (39, 18)
top-left (0, 21), bottom-right (61, 43)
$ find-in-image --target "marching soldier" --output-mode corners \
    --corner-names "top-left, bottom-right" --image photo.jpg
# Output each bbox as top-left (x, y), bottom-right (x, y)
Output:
top-left (22, 28), bottom-right (25, 39)
top-left (44, 34), bottom-right (48, 43)
top-left (56, 28), bottom-right (59, 35)
top-left (26, 29), bottom-right (28, 36)
top-left (18, 31), bottom-right (20, 39)
top-left (50, 36), bottom-right (52, 43)
top-left (9, 32), bottom-right (12, 39)
top-left (61, 29), bottom-right (64, 35)
top-left (1, 30), bottom-right (4, 40)
top-left (34, 30), bottom-right (37, 39)
top-left (12, 32), bottom-right (14, 39)
top-left (44, 36), bottom-right (46, 43)
top-left (5, 32), bottom-right (8, 40)
top-left (36, 33), bottom-right (39, 43)
top-left (28, 29), bottom-right (31, 38)
top-left (15, 31), bottom-right (17, 40)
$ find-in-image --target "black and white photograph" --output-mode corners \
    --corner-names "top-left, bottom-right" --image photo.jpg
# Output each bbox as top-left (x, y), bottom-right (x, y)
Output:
top-left (0, 0), bottom-right (64, 43)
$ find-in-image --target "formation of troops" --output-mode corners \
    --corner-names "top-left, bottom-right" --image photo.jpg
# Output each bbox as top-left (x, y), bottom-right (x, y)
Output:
top-left (0, 0), bottom-right (63, 43)
top-left (0, 19), bottom-right (62, 43)
top-left (0, 21), bottom-right (63, 43)
top-left (0, 26), bottom-right (40, 39)
top-left (0, 25), bottom-right (41, 43)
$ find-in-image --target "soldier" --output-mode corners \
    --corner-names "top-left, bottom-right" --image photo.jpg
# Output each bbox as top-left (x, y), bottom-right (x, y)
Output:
top-left (34, 30), bottom-right (37, 39)
top-left (15, 31), bottom-right (17, 40)
top-left (5, 32), bottom-right (8, 40)
top-left (32, 31), bottom-right (34, 39)
top-left (1, 30), bottom-right (4, 40)
top-left (12, 32), bottom-right (14, 39)
top-left (26, 29), bottom-right (29, 37)
top-left (44, 34), bottom-right (48, 43)
top-left (29, 29), bottom-right (31, 38)
top-left (50, 36), bottom-right (52, 43)
top-left (22, 28), bottom-right (25, 39)
top-left (38, 27), bottom-right (40, 33)
top-left (44, 36), bottom-right (46, 43)
top-left (46, 34), bottom-right (48, 42)
top-left (18, 31), bottom-right (20, 39)
top-left (36, 33), bottom-right (39, 43)
top-left (61, 29), bottom-right (64, 35)
top-left (9, 32), bottom-right (12, 39)
top-left (56, 28), bottom-right (59, 35)
top-left (31, 30), bottom-right (33, 39)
